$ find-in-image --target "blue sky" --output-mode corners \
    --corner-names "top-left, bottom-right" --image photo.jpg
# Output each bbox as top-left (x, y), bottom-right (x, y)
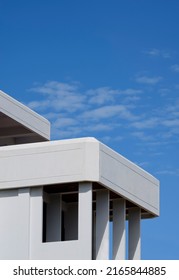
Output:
top-left (0, 0), bottom-right (179, 259)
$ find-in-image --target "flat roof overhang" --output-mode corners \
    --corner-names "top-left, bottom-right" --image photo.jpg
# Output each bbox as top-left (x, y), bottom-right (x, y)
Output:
top-left (0, 90), bottom-right (50, 145)
top-left (0, 137), bottom-right (160, 217)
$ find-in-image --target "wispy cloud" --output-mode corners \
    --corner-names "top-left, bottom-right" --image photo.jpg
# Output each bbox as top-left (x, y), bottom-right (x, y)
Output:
top-left (29, 81), bottom-right (86, 112)
top-left (162, 119), bottom-right (179, 127)
top-left (156, 169), bottom-right (179, 176)
top-left (144, 48), bottom-right (160, 56)
top-left (131, 131), bottom-right (154, 141)
top-left (85, 123), bottom-right (114, 132)
top-left (86, 87), bottom-right (143, 105)
top-left (81, 105), bottom-right (137, 121)
top-left (144, 48), bottom-right (171, 58)
top-left (158, 88), bottom-right (171, 96)
top-left (30, 81), bottom-right (79, 95)
top-left (165, 99), bottom-right (179, 117)
top-left (28, 81), bottom-right (141, 140)
top-left (29, 82), bottom-right (142, 112)
top-left (135, 75), bottom-right (163, 85)
top-left (171, 64), bottom-right (179, 72)
top-left (53, 117), bottom-right (78, 128)
top-left (131, 117), bottom-right (160, 129)
top-left (87, 87), bottom-right (115, 105)
top-left (118, 89), bottom-right (143, 95)
top-left (28, 81), bottom-right (179, 148)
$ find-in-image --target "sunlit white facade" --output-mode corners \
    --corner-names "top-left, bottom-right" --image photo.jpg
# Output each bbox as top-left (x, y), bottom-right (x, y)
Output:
top-left (0, 90), bottom-right (160, 260)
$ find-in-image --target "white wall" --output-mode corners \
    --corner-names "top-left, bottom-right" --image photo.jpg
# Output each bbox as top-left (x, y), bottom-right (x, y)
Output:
top-left (0, 188), bottom-right (30, 259)
top-left (29, 184), bottom-right (92, 260)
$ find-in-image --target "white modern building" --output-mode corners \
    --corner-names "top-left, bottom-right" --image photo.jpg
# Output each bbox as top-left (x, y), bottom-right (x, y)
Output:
top-left (0, 90), bottom-right (160, 260)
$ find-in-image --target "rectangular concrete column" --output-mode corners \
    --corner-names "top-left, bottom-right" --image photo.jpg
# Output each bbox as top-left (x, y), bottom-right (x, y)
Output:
top-left (29, 187), bottom-right (43, 259)
top-left (96, 189), bottom-right (109, 260)
top-left (79, 182), bottom-right (92, 259)
top-left (113, 198), bottom-right (126, 259)
top-left (18, 188), bottom-right (31, 259)
top-left (128, 207), bottom-right (141, 260)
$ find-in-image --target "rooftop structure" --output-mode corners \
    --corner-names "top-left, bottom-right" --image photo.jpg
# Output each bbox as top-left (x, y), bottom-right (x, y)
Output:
top-left (0, 90), bottom-right (50, 145)
top-left (0, 90), bottom-right (159, 260)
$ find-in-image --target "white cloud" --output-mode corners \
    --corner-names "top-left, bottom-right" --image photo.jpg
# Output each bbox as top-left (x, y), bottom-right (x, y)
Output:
top-left (53, 117), bottom-right (78, 128)
top-left (131, 117), bottom-right (159, 129)
top-left (87, 87), bottom-right (115, 105)
top-left (144, 48), bottom-right (160, 56)
top-left (136, 161), bottom-right (149, 168)
top-left (51, 124), bottom-right (85, 140)
top-left (100, 136), bottom-right (112, 143)
top-left (162, 119), bottom-right (179, 127)
top-left (135, 76), bottom-right (162, 85)
top-left (144, 48), bottom-right (171, 58)
top-left (158, 88), bottom-right (170, 96)
top-left (86, 123), bottom-right (114, 132)
top-left (165, 100), bottom-right (179, 117)
top-left (86, 87), bottom-right (142, 105)
top-left (82, 105), bottom-right (123, 119)
top-left (122, 95), bottom-right (141, 103)
top-left (30, 81), bottom-right (78, 95)
top-left (28, 81), bottom-right (143, 141)
top-left (29, 81), bottom-right (86, 112)
top-left (156, 169), bottom-right (179, 176)
top-left (118, 89), bottom-right (143, 95)
top-left (171, 64), bottom-right (179, 72)
top-left (131, 131), bottom-right (153, 141)
top-left (27, 80), bottom-right (179, 148)
top-left (28, 100), bottom-right (50, 110)
top-left (82, 105), bottom-right (137, 121)
top-left (29, 82), bottom-right (142, 113)
top-left (42, 112), bottom-right (60, 120)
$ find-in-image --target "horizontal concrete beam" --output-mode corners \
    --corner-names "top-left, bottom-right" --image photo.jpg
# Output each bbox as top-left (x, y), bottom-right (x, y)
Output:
top-left (0, 137), bottom-right (159, 216)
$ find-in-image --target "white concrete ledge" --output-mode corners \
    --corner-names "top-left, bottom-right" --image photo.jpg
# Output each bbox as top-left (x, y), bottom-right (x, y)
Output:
top-left (99, 142), bottom-right (159, 216)
top-left (0, 137), bottom-right (159, 216)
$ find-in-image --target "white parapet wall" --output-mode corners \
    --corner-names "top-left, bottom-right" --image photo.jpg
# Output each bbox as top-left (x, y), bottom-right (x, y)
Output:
top-left (0, 137), bottom-right (159, 216)
top-left (99, 142), bottom-right (159, 216)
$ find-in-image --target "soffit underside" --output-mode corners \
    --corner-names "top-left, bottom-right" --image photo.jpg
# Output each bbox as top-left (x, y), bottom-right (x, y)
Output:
top-left (43, 182), bottom-right (154, 219)
top-left (0, 112), bottom-right (47, 146)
